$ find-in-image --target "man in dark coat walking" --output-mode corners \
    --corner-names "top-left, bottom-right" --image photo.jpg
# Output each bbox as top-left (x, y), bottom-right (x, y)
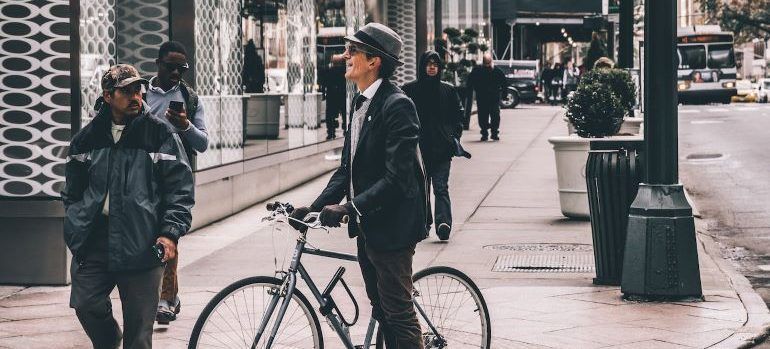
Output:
top-left (402, 51), bottom-right (463, 241)
top-left (467, 53), bottom-right (507, 141)
top-left (288, 23), bottom-right (428, 348)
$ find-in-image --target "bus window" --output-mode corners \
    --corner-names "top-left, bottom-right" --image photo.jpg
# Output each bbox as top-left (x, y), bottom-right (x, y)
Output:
top-left (677, 45), bottom-right (707, 69)
top-left (708, 44), bottom-right (736, 69)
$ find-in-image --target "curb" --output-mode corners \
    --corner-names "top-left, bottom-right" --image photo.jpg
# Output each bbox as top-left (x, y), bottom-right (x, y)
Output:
top-left (695, 219), bottom-right (770, 348)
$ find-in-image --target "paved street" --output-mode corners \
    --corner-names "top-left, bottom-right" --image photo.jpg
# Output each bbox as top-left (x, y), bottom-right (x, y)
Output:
top-left (679, 103), bottom-right (770, 320)
top-left (1, 105), bottom-right (769, 348)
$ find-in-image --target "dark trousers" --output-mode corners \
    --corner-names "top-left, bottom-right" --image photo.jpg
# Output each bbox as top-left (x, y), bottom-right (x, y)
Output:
top-left (325, 93), bottom-right (346, 137)
top-left (477, 102), bottom-right (500, 136)
top-left (70, 220), bottom-right (163, 349)
top-left (357, 238), bottom-right (423, 348)
top-left (425, 159), bottom-right (452, 230)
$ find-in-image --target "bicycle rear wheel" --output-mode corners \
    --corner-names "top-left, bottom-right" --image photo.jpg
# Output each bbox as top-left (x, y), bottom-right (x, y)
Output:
top-left (188, 276), bottom-right (323, 349)
top-left (413, 266), bottom-right (492, 348)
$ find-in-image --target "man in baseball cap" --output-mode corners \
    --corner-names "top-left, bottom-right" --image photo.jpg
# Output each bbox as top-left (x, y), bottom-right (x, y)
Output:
top-left (63, 63), bottom-right (193, 348)
top-left (289, 22), bottom-right (428, 348)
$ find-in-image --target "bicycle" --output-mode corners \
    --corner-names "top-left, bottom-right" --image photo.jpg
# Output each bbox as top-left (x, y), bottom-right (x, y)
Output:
top-left (188, 202), bottom-right (491, 348)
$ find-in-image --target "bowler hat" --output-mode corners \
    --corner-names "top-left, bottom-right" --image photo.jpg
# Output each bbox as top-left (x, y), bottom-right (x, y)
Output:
top-left (344, 23), bottom-right (404, 66)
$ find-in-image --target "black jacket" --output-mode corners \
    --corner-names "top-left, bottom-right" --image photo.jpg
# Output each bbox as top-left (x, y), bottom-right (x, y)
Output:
top-left (62, 105), bottom-right (194, 271)
top-left (467, 65), bottom-right (508, 104)
top-left (402, 51), bottom-right (464, 164)
top-left (311, 80), bottom-right (429, 251)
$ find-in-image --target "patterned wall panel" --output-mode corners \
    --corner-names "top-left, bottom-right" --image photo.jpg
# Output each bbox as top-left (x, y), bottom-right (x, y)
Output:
top-left (386, 0), bottom-right (417, 86)
top-left (194, 0), bottom-right (243, 170)
top-left (219, 0), bottom-right (243, 164)
top-left (79, 0), bottom-right (116, 126)
top-left (345, 0), bottom-right (367, 108)
top-left (116, 0), bottom-right (169, 77)
top-left (0, 0), bottom-right (72, 198)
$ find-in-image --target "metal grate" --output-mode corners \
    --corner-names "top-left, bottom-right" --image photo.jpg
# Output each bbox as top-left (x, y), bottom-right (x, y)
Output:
top-left (492, 253), bottom-right (595, 273)
top-left (485, 243), bottom-right (593, 252)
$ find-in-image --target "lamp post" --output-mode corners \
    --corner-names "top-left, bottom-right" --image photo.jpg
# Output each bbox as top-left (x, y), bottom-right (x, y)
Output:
top-left (618, 0), bottom-right (633, 68)
top-left (621, 0), bottom-right (703, 299)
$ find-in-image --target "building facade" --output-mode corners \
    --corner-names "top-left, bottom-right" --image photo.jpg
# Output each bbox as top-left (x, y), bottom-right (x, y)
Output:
top-left (0, 0), bottom-right (469, 284)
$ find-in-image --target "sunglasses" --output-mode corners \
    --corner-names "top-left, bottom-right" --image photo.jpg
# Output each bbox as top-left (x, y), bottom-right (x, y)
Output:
top-left (345, 43), bottom-right (373, 56)
top-left (160, 61), bottom-right (189, 73)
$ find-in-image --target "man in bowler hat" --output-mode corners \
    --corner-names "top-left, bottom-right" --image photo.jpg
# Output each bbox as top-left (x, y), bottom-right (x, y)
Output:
top-left (289, 23), bottom-right (428, 348)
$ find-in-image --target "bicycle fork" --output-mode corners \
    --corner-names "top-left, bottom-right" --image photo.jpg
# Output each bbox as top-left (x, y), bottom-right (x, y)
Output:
top-left (251, 273), bottom-right (297, 349)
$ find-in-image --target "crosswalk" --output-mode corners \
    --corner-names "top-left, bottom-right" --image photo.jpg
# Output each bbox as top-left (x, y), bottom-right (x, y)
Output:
top-left (679, 104), bottom-right (770, 114)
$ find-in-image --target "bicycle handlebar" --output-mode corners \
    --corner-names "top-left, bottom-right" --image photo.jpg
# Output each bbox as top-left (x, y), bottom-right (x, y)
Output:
top-left (265, 201), bottom-right (348, 229)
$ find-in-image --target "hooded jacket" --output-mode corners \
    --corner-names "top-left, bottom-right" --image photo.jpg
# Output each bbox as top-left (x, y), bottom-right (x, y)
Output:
top-left (62, 104), bottom-right (194, 271)
top-left (402, 51), bottom-right (464, 164)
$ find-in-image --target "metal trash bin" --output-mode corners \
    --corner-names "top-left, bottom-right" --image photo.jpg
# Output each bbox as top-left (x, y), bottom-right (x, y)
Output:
top-left (586, 139), bottom-right (644, 285)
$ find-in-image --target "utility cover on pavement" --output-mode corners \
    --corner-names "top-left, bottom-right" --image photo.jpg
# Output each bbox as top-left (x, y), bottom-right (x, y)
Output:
top-left (487, 243), bottom-right (595, 273)
top-left (686, 153), bottom-right (724, 161)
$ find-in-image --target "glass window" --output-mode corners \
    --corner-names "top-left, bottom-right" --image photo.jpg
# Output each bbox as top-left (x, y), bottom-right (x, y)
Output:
top-left (677, 45), bottom-right (706, 69)
top-left (708, 44), bottom-right (736, 69)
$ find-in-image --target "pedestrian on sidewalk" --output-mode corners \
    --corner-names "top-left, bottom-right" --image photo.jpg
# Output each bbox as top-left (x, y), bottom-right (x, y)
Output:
top-left (467, 53), bottom-right (507, 141)
top-left (402, 50), bottom-right (464, 241)
top-left (62, 64), bottom-right (194, 349)
top-left (288, 22), bottom-right (428, 348)
top-left (145, 40), bottom-right (208, 325)
top-left (321, 53), bottom-right (347, 140)
top-left (563, 59), bottom-right (580, 100)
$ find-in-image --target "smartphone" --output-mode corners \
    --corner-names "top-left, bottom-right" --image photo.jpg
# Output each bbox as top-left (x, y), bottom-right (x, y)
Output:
top-left (152, 243), bottom-right (165, 261)
top-left (168, 101), bottom-right (184, 113)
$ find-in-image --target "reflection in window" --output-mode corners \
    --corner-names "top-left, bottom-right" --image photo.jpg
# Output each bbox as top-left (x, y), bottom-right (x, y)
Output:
top-left (708, 44), bottom-right (736, 69)
top-left (677, 45), bottom-right (706, 70)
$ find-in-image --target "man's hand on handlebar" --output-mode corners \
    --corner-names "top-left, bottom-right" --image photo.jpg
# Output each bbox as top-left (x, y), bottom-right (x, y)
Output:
top-left (319, 204), bottom-right (351, 228)
top-left (289, 206), bottom-right (312, 232)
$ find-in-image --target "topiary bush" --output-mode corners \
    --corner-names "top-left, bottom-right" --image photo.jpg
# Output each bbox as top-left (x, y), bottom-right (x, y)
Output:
top-left (565, 68), bottom-right (637, 138)
top-left (578, 68), bottom-right (637, 110)
top-left (566, 81), bottom-right (626, 138)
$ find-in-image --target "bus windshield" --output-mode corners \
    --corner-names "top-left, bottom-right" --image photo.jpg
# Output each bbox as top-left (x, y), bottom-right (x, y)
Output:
top-left (708, 44), bottom-right (736, 69)
top-left (678, 45), bottom-right (707, 69)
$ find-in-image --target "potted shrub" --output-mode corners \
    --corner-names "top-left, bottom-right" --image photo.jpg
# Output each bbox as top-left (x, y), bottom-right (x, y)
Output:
top-left (565, 69), bottom-right (642, 135)
top-left (549, 68), bottom-right (640, 217)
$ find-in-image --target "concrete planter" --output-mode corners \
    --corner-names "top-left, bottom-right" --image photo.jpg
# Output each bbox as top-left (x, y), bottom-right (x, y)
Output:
top-left (548, 135), bottom-right (644, 219)
top-left (245, 93), bottom-right (282, 139)
top-left (548, 135), bottom-right (591, 219)
top-left (617, 117), bottom-right (643, 135)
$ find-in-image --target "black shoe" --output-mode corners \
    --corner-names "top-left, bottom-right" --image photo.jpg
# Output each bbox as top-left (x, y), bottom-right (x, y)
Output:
top-left (480, 135), bottom-right (488, 141)
top-left (491, 134), bottom-right (499, 141)
top-left (156, 297), bottom-right (181, 325)
top-left (437, 223), bottom-right (451, 241)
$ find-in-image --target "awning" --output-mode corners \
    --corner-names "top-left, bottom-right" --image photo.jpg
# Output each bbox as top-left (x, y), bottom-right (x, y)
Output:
top-left (491, 0), bottom-right (602, 20)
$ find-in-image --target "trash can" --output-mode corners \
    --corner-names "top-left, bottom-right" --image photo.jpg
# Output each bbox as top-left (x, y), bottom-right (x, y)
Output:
top-left (586, 139), bottom-right (644, 285)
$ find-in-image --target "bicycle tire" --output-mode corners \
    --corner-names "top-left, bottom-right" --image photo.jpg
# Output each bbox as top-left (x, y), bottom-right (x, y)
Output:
top-left (376, 266), bottom-right (491, 349)
top-left (188, 276), bottom-right (324, 349)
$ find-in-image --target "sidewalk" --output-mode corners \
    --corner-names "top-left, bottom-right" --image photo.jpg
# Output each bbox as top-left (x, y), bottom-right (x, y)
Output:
top-left (1, 105), bottom-right (769, 348)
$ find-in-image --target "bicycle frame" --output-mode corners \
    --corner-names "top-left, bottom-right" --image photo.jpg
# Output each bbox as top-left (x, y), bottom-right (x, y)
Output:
top-left (253, 210), bottom-right (443, 349)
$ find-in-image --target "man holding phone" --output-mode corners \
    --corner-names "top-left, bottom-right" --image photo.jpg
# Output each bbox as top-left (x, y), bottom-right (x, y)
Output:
top-left (145, 41), bottom-right (208, 325)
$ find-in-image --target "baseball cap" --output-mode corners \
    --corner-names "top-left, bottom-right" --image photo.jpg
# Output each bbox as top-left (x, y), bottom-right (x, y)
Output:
top-left (101, 64), bottom-right (149, 92)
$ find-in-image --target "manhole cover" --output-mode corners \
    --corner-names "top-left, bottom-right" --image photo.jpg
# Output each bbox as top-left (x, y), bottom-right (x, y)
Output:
top-left (492, 253), bottom-right (595, 273)
top-left (686, 153), bottom-right (723, 161)
top-left (484, 243), bottom-right (593, 252)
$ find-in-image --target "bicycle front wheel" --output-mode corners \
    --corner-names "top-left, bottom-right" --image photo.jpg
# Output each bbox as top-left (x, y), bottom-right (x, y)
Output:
top-left (412, 266), bottom-right (491, 349)
top-left (188, 276), bottom-right (323, 349)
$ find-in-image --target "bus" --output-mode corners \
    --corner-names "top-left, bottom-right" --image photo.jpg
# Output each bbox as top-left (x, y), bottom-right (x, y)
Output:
top-left (677, 25), bottom-right (737, 104)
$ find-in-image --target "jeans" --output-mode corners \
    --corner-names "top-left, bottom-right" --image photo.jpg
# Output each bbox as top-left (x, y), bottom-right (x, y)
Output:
top-left (425, 159), bottom-right (452, 230)
top-left (477, 102), bottom-right (500, 136)
top-left (357, 238), bottom-right (423, 348)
